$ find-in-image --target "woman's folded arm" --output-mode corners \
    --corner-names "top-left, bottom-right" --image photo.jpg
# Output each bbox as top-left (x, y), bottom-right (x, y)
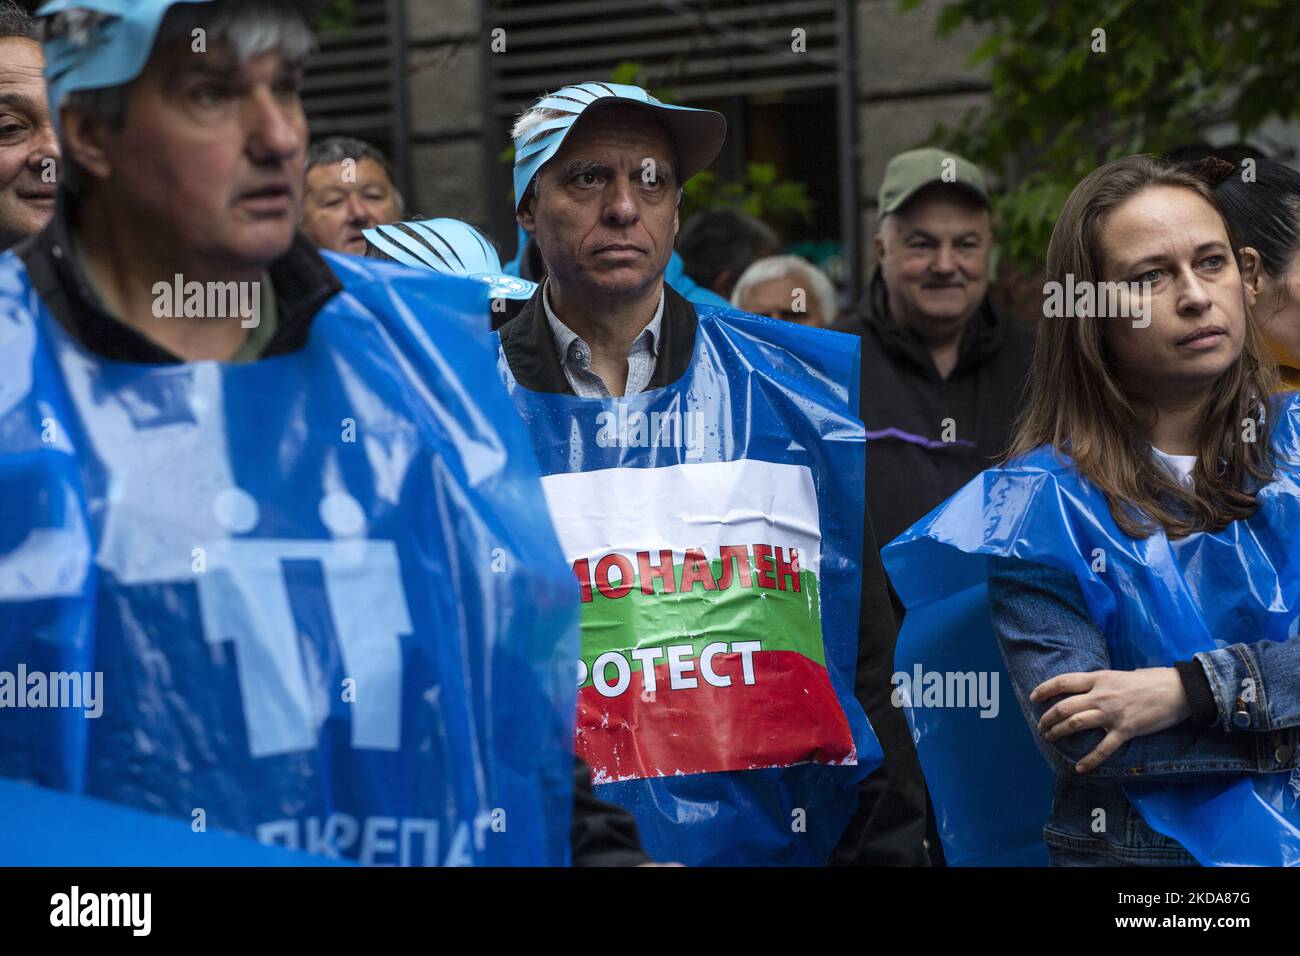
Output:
top-left (985, 555), bottom-right (1297, 781)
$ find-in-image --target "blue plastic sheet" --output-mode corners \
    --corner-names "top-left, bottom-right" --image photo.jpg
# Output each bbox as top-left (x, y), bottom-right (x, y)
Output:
top-left (497, 305), bottom-right (881, 865)
top-left (0, 250), bottom-right (580, 866)
top-left (0, 779), bottom-right (352, 865)
top-left (890, 582), bottom-right (1053, 866)
top-left (884, 393), bottom-right (1300, 867)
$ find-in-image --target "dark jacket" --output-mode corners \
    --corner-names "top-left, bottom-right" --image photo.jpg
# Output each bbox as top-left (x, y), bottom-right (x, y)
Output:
top-left (16, 200), bottom-right (338, 363)
top-left (500, 284), bottom-right (930, 865)
top-left (17, 203), bottom-right (649, 867)
top-left (834, 271), bottom-right (1036, 550)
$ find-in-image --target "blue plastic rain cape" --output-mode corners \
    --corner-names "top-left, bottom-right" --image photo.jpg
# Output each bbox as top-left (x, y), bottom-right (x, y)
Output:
top-left (0, 778), bottom-right (352, 865)
top-left (0, 250), bottom-right (580, 865)
top-left (882, 393), bottom-right (1300, 867)
top-left (496, 304), bottom-right (881, 866)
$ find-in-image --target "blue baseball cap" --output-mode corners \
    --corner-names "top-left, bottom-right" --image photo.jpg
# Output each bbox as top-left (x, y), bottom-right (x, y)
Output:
top-left (512, 81), bottom-right (726, 212)
top-left (36, 0), bottom-right (326, 117)
top-left (363, 219), bottom-right (539, 301)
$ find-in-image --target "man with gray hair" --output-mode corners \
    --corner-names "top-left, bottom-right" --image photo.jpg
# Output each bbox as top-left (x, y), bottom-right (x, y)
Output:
top-left (731, 254), bottom-right (838, 328)
top-left (300, 135), bottom-right (404, 255)
top-left (0, 0), bottom-right (58, 249)
top-left (497, 81), bottom-right (916, 867)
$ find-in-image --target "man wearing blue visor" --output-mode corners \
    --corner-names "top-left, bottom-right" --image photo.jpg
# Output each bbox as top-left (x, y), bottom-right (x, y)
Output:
top-left (498, 82), bottom-right (929, 865)
top-left (0, 0), bottom-right (644, 866)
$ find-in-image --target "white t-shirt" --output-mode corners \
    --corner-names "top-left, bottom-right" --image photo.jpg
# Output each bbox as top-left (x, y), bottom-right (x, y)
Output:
top-left (1151, 446), bottom-right (1197, 488)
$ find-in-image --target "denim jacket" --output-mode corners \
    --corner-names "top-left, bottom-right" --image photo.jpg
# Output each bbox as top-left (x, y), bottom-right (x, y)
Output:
top-left (987, 555), bottom-right (1300, 866)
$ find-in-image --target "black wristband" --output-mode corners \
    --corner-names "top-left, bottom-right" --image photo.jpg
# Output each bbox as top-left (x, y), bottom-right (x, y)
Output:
top-left (1174, 658), bottom-right (1218, 727)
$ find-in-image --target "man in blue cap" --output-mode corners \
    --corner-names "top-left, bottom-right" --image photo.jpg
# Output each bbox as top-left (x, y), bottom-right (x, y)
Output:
top-left (497, 82), bottom-right (924, 865)
top-left (504, 82), bottom-right (723, 397)
top-left (0, 0), bottom-right (646, 866)
top-left (31, 0), bottom-right (319, 360)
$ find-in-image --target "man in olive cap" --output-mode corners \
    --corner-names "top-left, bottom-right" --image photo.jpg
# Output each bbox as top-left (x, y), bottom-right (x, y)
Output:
top-left (834, 147), bottom-right (1034, 864)
top-left (839, 146), bottom-right (1034, 547)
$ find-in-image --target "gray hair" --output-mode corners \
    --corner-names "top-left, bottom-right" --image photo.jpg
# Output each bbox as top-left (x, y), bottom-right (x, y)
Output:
top-left (511, 105), bottom-right (566, 151)
top-left (731, 255), bottom-right (838, 325)
top-left (0, 0), bottom-right (36, 40)
top-left (305, 135), bottom-right (405, 214)
top-left (47, 0), bottom-right (315, 197)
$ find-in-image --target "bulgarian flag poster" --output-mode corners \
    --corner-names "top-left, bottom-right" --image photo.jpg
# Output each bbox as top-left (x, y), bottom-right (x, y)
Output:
top-left (500, 305), bottom-right (882, 865)
top-left (542, 459), bottom-right (857, 782)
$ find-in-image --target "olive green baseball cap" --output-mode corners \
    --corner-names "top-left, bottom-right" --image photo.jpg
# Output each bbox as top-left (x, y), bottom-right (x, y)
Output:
top-left (877, 147), bottom-right (989, 215)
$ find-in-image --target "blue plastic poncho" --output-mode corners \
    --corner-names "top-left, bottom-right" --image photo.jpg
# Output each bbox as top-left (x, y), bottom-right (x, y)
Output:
top-left (0, 250), bottom-right (580, 866)
top-left (0, 778), bottom-right (351, 865)
top-left (883, 393), bottom-right (1300, 867)
top-left (497, 305), bottom-right (881, 866)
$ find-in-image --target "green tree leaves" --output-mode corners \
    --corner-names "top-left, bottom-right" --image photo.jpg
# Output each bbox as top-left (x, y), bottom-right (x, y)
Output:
top-left (915, 0), bottom-right (1300, 268)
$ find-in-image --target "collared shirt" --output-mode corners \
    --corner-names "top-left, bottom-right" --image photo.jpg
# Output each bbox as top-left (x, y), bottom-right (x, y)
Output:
top-left (542, 279), bottom-right (664, 398)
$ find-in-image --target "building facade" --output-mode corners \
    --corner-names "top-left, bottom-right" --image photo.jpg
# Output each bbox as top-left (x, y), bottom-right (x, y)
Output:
top-left (303, 0), bottom-right (994, 300)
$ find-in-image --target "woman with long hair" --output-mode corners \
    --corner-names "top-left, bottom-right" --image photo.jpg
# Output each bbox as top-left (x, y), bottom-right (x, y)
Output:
top-left (883, 154), bottom-right (1300, 866)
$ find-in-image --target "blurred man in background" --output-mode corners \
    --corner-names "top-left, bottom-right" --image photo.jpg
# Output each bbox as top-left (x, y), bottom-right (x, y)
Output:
top-left (0, 1), bottom-right (58, 250)
top-left (676, 207), bottom-right (779, 300)
top-left (732, 254), bottom-right (837, 327)
top-left (300, 135), bottom-right (403, 254)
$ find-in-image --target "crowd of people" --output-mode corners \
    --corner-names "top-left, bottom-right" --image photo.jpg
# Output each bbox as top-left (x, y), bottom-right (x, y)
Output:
top-left (1, 0), bottom-right (1298, 868)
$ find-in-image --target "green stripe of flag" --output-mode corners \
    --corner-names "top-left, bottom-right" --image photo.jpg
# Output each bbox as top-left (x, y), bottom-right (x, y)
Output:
top-left (579, 563), bottom-right (824, 685)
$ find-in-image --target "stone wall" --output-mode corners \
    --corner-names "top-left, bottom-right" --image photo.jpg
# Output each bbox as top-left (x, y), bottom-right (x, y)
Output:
top-left (853, 0), bottom-right (990, 280)
top-left (404, 0), bottom-right (488, 226)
